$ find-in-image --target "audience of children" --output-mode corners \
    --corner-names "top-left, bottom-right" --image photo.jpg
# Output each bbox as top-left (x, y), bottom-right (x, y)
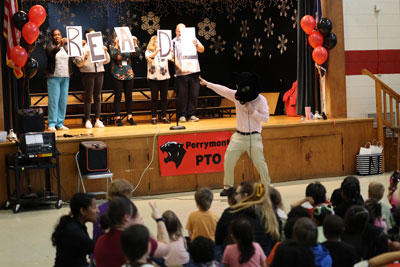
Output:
top-left (292, 217), bottom-right (332, 267)
top-left (94, 197), bottom-right (139, 267)
top-left (186, 187), bottom-right (219, 241)
top-left (341, 205), bottom-right (388, 262)
top-left (312, 205), bottom-right (334, 243)
top-left (121, 224), bottom-right (154, 267)
top-left (321, 214), bottom-right (357, 267)
top-left (222, 218), bottom-right (267, 267)
top-left (93, 179), bottom-right (134, 242)
top-left (290, 182), bottom-right (330, 216)
top-left (53, 173), bottom-right (400, 267)
top-left (332, 176), bottom-right (364, 218)
top-left (158, 210), bottom-right (190, 266)
top-left (369, 181), bottom-right (395, 229)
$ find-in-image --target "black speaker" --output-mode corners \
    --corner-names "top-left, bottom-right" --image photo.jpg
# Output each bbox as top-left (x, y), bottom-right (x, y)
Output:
top-left (16, 108), bottom-right (45, 135)
top-left (79, 141), bottom-right (108, 174)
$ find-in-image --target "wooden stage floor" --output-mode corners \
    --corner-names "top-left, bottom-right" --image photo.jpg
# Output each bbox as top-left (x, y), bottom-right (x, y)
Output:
top-left (0, 115), bottom-right (375, 203)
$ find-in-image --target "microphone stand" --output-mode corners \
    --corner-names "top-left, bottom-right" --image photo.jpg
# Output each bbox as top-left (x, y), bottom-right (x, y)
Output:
top-left (170, 39), bottom-right (185, 130)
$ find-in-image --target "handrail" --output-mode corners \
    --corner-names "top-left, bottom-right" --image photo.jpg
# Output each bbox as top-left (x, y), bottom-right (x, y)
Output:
top-left (363, 68), bottom-right (400, 172)
top-left (362, 69), bottom-right (400, 101)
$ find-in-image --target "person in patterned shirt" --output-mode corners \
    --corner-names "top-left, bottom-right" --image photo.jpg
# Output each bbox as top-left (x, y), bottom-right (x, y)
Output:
top-left (110, 32), bottom-right (140, 126)
top-left (145, 35), bottom-right (171, 125)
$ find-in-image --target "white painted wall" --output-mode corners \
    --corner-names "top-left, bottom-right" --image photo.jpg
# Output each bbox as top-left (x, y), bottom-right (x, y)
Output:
top-left (342, 0), bottom-right (400, 118)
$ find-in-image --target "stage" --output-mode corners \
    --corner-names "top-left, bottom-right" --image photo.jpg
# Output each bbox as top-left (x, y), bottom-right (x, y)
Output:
top-left (0, 116), bottom-right (375, 203)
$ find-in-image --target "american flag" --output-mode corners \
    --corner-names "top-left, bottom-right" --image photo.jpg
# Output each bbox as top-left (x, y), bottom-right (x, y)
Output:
top-left (3, 0), bottom-right (23, 78)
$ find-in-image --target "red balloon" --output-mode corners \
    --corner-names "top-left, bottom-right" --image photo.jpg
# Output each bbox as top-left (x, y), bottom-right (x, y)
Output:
top-left (28, 5), bottom-right (46, 27)
top-left (308, 31), bottom-right (324, 48)
top-left (300, 15), bottom-right (316, 35)
top-left (312, 46), bottom-right (328, 65)
top-left (10, 46), bottom-right (28, 67)
top-left (22, 22), bottom-right (39, 45)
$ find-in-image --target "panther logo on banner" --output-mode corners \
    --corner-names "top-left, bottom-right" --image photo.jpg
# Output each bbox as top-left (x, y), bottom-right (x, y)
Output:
top-left (158, 131), bottom-right (232, 176)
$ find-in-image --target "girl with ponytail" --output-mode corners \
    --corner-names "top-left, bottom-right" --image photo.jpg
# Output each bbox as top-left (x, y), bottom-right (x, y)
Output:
top-left (216, 181), bottom-right (280, 258)
top-left (52, 193), bottom-right (98, 267)
top-left (222, 218), bottom-right (266, 266)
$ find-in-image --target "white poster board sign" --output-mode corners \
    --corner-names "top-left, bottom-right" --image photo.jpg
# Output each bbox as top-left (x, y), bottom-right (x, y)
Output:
top-left (181, 27), bottom-right (197, 56)
top-left (181, 59), bottom-right (198, 73)
top-left (157, 30), bottom-right (172, 59)
top-left (86, 32), bottom-right (106, 63)
top-left (66, 26), bottom-right (83, 57)
top-left (114, 27), bottom-right (135, 53)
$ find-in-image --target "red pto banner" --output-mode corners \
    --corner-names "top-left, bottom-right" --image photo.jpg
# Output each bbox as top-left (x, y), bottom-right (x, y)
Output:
top-left (158, 131), bottom-right (231, 176)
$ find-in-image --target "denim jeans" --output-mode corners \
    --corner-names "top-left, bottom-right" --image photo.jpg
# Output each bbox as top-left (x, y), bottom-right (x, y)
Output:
top-left (47, 77), bottom-right (69, 128)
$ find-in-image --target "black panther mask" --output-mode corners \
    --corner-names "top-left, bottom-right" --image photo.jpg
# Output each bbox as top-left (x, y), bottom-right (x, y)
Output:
top-left (234, 72), bottom-right (260, 104)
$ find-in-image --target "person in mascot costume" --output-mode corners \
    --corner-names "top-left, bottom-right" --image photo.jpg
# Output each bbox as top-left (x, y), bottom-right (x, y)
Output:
top-left (200, 73), bottom-right (271, 196)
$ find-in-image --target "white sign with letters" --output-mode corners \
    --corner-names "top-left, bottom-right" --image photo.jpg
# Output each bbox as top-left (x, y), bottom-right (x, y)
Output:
top-left (181, 27), bottom-right (197, 56)
top-left (157, 30), bottom-right (172, 59)
top-left (86, 32), bottom-right (106, 63)
top-left (114, 27), bottom-right (135, 53)
top-left (66, 26), bottom-right (83, 57)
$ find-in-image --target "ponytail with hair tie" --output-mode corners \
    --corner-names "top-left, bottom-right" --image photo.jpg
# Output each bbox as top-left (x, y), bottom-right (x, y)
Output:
top-left (256, 183), bottom-right (264, 198)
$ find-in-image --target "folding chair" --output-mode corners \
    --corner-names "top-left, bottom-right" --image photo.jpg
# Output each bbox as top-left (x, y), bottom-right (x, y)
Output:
top-left (75, 151), bottom-right (113, 196)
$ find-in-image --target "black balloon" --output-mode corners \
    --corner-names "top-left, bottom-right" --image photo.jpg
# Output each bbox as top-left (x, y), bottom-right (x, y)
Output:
top-left (318, 18), bottom-right (333, 36)
top-left (25, 57), bottom-right (39, 79)
top-left (20, 37), bottom-right (36, 53)
top-left (12, 11), bottom-right (29, 31)
top-left (323, 32), bottom-right (337, 50)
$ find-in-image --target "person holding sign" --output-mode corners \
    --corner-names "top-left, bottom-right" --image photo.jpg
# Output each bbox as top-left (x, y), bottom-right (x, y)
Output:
top-left (173, 23), bottom-right (204, 123)
top-left (46, 29), bottom-right (73, 131)
top-left (110, 31), bottom-right (139, 126)
top-left (74, 28), bottom-right (110, 129)
top-left (145, 35), bottom-right (171, 125)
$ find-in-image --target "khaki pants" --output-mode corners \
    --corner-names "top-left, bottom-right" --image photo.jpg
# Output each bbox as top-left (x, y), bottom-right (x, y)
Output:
top-left (223, 132), bottom-right (271, 187)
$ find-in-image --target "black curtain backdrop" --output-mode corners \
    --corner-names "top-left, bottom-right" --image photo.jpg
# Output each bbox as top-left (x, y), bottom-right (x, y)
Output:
top-left (2, 0), bottom-right (299, 120)
top-left (296, 0), bottom-right (315, 116)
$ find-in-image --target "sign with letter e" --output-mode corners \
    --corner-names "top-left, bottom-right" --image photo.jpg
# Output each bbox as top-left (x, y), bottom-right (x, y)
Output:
top-left (86, 32), bottom-right (106, 63)
top-left (158, 131), bottom-right (231, 176)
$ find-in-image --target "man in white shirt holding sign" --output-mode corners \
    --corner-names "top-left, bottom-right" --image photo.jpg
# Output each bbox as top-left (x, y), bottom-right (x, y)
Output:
top-left (172, 23), bottom-right (204, 123)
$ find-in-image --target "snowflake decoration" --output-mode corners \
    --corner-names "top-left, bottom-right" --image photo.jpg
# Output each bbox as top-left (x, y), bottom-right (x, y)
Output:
top-left (253, 38), bottom-right (263, 56)
top-left (278, 0), bottom-right (290, 17)
top-left (264, 17), bottom-right (274, 38)
top-left (226, 5), bottom-right (237, 24)
top-left (120, 10), bottom-right (138, 31)
top-left (102, 28), bottom-right (114, 47)
top-left (37, 28), bottom-right (51, 49)
top-left (198, 18), bottom-right (216, 40)
top-left (253, 1), bottom-right (265, 20)
top-left (240, 20), bottom-right (250, 38)
top-left (136, 39), bottom-right (148, 61)
top-left (269, 0), bottom-right (279, 7)
top-left (56, 8), bottom-right (75, 28)
top-left (277, 34), bottom-right (288, 54)
top-left (141, 12), bottom-right (160, 35)
top-left (291, 9), bottom-right (298, 29)
top-left (209, 35), bottom-right (226, 55)
top-left (233, 41), bottom-right (243, 61)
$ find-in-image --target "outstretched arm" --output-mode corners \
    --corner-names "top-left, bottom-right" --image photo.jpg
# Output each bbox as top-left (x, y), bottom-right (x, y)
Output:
top-left (199, 77), bottom-right (236, 101)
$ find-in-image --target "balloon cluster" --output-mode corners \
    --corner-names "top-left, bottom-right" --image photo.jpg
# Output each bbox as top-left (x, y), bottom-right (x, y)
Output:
top-left (300, 15), bottom-right (337, 65)
top-left (10, 5), bottom-right (46, 79)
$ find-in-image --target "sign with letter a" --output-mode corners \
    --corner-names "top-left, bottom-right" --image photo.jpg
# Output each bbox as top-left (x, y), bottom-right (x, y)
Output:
top-left (114, 27), bottom-right (135, 53)
top-left (157, 30), bottom-right (172, 59)
top-left (86, 32), bottom-right (106, 63)
top-left (66, 26), bottom-right (83, 57)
